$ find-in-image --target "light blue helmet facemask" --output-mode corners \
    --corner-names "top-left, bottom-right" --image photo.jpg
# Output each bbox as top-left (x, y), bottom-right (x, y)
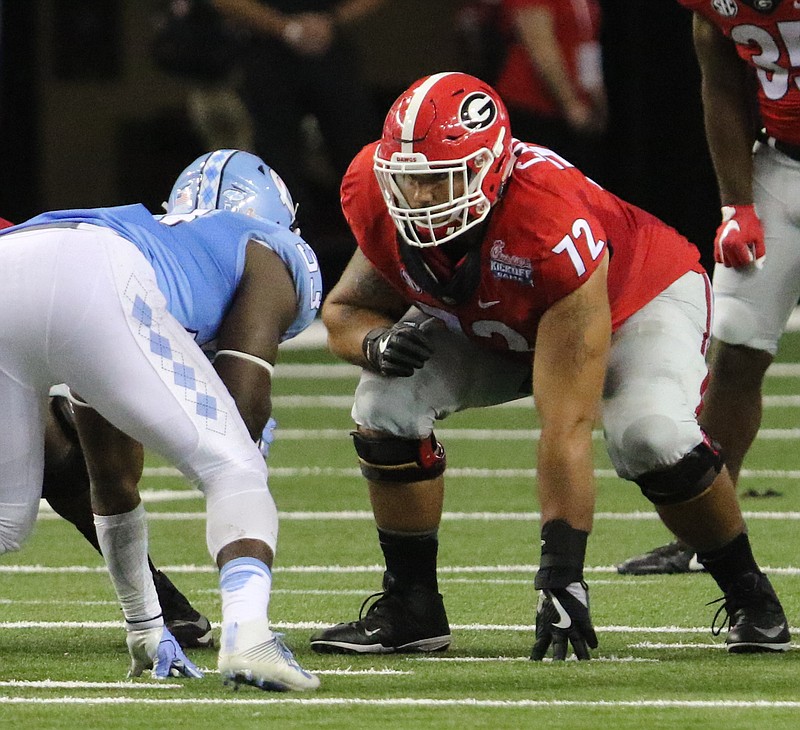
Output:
top-left (165, 148), bottom-right (298, 231)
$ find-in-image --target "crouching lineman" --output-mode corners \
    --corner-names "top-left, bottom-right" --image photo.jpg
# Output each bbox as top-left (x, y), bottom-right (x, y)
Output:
top-left (0, 217), bottom-right (211, 649)
top-left (0, 149), bottom-right (322, 689)
top-left (311, 72), bottom-right (790, 660)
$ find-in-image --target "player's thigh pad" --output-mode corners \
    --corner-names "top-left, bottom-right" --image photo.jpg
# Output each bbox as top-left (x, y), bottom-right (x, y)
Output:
top-left (603, 272), bottom-right (710, 480)
top-left (712, 143), bottom-right (800, 354)
top-left (352, 309), bottom-right (531, 438)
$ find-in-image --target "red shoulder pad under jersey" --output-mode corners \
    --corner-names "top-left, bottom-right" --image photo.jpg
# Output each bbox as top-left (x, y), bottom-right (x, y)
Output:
top-left (678, 0), bottom-right (800, 145)
top-left (0, 217), bottom-right (14, 230)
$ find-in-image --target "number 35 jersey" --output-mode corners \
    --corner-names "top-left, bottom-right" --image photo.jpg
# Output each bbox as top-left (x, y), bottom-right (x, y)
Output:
top-left (341, 140), bottom-right (704, 356)
top-left (678, 0), bottom-right (800, 146)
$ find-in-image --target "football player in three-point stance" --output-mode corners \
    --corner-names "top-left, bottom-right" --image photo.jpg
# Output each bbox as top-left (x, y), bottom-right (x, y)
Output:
top-left (0, 218), bottom-right (212, 649)
top-left (0, 150), bottom-right (322, 690)
top-left (620, 0), bottom-right (800, 576)
top-left (312, 71), bottom-right (790, 660)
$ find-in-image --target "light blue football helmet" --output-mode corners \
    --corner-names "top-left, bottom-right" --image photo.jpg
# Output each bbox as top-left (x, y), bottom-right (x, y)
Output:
top-left (166, 149), bottom-right (297, 230)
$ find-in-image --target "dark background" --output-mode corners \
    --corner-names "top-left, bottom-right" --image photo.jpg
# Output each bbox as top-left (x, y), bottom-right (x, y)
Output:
top-left (0, 0), bottom-right (719, 280)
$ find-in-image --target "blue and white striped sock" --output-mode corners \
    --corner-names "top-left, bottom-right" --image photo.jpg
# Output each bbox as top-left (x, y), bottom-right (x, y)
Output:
top-left (220, 557), bottom-right (272, 625)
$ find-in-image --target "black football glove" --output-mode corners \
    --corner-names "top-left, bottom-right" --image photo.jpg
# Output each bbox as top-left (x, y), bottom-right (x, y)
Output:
top-left (530, 580), bottom-right (598, 661)
top-left (362, 319), bottom-right (435, 377)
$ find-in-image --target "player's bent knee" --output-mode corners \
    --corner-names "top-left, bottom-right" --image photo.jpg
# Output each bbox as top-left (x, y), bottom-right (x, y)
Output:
top-left (635, 440), bottom-right (723, 506)
top-left (352, 430), bottom-right (446, 483)
top-left (203, 472), bottom-right (278, 561)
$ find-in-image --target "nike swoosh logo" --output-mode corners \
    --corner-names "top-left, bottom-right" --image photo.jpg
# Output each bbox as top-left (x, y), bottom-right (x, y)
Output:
top-left (364, 627), bottom-right (382, 637)
top-left (378, 338), bottom-right (389, 354)
top-left (478, 299), bottom-right (500, 309)
top-left (550, 595), bottom-right (572, 630)
top-left (753, 622), bottom-right (787, 639)
top-left (719, 219), bottom-right (740, 243)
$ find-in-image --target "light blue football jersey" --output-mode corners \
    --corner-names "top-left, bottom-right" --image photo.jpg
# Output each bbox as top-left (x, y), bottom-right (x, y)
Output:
top-left (5, 204), bottom-right (322, 346)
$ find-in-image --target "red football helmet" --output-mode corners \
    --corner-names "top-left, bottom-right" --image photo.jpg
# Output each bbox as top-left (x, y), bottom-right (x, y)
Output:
top-left (374, 72), bottom-right (515, 248)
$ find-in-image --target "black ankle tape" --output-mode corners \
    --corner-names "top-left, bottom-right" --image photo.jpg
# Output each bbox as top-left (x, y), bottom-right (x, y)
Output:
top-left (378, 529), bottom-right (439, 592)
top-left (698, 532), bottom-right (760, 594)
top-left (535, 519), bottom-right (588, 589)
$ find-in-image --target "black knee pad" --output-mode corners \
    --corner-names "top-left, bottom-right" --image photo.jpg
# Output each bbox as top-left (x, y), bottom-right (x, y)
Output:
top-left (352, 431), bottom-right (446, 483)
top-left (635, 438), bottom-right (723, 506)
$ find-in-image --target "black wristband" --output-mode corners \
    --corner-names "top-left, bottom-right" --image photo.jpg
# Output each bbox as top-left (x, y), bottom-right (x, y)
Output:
top-left (534, 519), bottom-right (588, 589)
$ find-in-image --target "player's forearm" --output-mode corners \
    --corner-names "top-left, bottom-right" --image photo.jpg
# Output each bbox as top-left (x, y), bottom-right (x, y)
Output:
top-left (515, 8), bottom-right (582, 117)
top-left (322, 302), bottom-right (395, 368)
top-left (701, 78), bottom-right (755, 205)
top-left (693, 14), bottom-right (756, 205)
top-left (332, 0), bottom-right (385, 26)
top-left (212, 0), bottom-right (291, 40)
top-left (536, 431), bottom-right (596, 533)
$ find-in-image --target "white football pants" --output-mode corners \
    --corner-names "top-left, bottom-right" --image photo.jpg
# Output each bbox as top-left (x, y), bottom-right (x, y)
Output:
top-left (712, 141), bottom-right (800, 355)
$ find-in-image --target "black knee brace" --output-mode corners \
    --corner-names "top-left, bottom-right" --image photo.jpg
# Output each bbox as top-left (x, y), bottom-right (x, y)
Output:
top-left (352, 431), bottom-right (446, 483)
top-left (635, 439), bottom-right (723, 506)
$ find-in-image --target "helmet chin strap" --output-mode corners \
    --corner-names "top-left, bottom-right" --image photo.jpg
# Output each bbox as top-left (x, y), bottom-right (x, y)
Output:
top-left (398, 216), bottom-right (491, 305)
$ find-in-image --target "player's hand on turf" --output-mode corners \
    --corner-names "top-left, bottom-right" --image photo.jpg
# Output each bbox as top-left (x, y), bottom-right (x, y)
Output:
top-left (154, 627), bottom-right (204, 678)
top-left (257, 417), bottom-right (278, 458)
top-left (714, 205), bottom-right (765, 269)
top-left (362, 318), bottom-right (436, 377)
top-left (128, 626), bottom-right (204, 679)
top-left (530, 581), bottom-right (598, 661)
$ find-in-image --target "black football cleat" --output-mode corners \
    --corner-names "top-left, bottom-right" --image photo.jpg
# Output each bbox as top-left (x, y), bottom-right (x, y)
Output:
top-left (616, 540), bottom-right (704, 575)
top-left (310, 571), bottom-right (451, 654)
top-left (712, 572), bottom-right (791, 653)
top-left (152, 569), bottom-right (214, 649)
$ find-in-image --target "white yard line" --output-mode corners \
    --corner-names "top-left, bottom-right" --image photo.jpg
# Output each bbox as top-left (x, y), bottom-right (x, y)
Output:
top-left (0, 620), bottom-right (786, 635)
top-left (131, 465), bottom-right (800, 481)
top-left (1, 696), bottom-right (799, 709)
top-left (271, 360), bottom-right (800, 380)
top-left (129, 427), bottom-right (800, 441)
top-left (33, 505), bottom-right (800, 521)
top-left (5, 562), bottom-right (800, 575)
top-left (270, 394), bottom-right (800, 408)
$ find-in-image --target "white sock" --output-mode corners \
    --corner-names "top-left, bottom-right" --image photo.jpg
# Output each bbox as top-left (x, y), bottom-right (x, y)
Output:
top-left (94, 502), bottom-right (163, 632)
top-left (220, 557), bottom-right (272, 626)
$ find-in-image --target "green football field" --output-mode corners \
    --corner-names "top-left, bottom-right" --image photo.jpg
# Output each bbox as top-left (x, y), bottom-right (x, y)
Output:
top-left (3, 330), bottom-right (800, 729)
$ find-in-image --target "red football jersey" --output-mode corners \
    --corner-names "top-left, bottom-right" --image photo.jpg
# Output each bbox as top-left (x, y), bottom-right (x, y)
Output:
top-left (678, 0), bottom-right (800, 145)
top-left (341, 141), bottom-right (703, 357)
